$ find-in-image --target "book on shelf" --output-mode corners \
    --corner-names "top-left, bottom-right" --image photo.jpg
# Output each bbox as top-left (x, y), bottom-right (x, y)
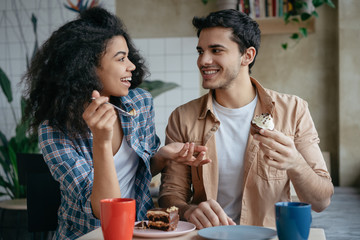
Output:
top-left (238, 0), bottom-right (291, 19)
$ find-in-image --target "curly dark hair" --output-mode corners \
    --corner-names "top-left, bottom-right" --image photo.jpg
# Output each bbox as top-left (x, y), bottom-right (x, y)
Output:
top-left (192, 9), bottom-right (261, 73)
top-left (23, 7), bottom-right (148, 137)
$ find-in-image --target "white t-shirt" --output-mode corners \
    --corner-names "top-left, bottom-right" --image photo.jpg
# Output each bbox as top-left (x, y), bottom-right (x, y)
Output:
top-left (213, 94), bottom-right (257, 223)
top-left (113, 136), bottom-right (139, 199)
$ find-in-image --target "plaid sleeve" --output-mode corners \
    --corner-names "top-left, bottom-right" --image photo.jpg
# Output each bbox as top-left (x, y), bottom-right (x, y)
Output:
top-left (144, 93), bottom-right (161, 155)
top-left (38, 121), bottom-right (95, 217)
top-left (126, 88), bottom-right (161, 158)
top-left (124, 89), bottom-right (160, 220)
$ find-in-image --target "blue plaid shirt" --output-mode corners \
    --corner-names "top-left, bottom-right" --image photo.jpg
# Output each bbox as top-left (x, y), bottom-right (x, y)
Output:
top-left (38, 88), bottom-right (160, 240)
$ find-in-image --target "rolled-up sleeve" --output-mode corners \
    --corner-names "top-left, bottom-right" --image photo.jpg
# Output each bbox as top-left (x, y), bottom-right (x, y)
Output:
top-left (158, 109), bottom-right (193, 218)
top-left (294, 101), bottom-right (331, 180)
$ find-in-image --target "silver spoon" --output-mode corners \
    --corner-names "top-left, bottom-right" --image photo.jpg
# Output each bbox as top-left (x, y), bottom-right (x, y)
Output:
top-left (90, 97), bottom-right (137, 117)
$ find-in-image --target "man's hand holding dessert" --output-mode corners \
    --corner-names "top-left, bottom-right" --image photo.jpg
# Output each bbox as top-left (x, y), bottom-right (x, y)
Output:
top-left (253, 124), bottom-right (333, 212)
top-left (254, 128), bottom-right (303, 171)
top-left (251, 113), bottom-right (303, 172)
top-left (184, 199), bottom-right (236, 230)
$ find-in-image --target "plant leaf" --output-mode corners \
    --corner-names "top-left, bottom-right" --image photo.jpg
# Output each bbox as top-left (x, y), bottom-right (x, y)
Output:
top-left (325, 0), bottom-right (335, 8)
top-left (0, 175), bottom-right (12, 190)
top-left (291, 17), bottom-right (300, 23)
top-left (0, 148), bottom-right (11, 173)
top-left (0, 130), bottom-right (9, 147)
top-left (31, 14), bottom-right (37, 35)
top-left (312, 0), bottom-right (324, 8)
top-left (28, 14), bottom-right (39, 68)
top-left (301, 13), bottom-right (312, 21)
top-left (312, 11), bottom-right (319, 18)
top-left (15, 123), bottom-right (28, 148)
top-left (8, 144), bottom-right (17, 177)
top-left (290, 33), bottom-right (299, 39)
top-left (299, 27), bottom-right (308, 37)
top-left (0, 131), bottom-right (11, 168)
top-left (0, 147), bottom-right (13, 188)
top-left (281, 43), bottom-right (288, 50)
top-left (0, 67), bottom-right (13, 103)
top-left (0, 175), bottom-right (14, 197)
top-left (294, 1), bottom-right (303, 10)
top-left (283, 13), bottom-right (291, 23)
top-left (139, 80), bottom-right (179, 98)
top-left (7, 144), bottom-right (21, 198)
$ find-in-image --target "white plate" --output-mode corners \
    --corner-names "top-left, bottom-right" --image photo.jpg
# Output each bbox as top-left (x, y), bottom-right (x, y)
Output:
top-left (198, 225), bottom-right (277, 240)
top-left (133, 220), bottom-right (196, 238)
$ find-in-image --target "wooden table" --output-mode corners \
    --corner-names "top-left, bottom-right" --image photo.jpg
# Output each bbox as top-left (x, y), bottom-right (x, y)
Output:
top-left (77, 227), bottom-right (326, 240)
top-left (0, 199), bottom-right (27, 210)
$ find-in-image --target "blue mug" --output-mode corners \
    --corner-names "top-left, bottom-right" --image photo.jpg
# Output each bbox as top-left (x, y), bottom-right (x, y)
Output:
top-left (275, 202), bottom-right (312, 240)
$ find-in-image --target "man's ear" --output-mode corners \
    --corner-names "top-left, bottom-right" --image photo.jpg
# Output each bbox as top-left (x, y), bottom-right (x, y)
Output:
top-left (241, 47), bottom-right (256, 66)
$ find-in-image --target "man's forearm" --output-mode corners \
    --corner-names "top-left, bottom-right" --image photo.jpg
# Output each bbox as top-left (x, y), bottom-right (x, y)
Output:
top-left (150, 153), bottom-right (167, 177)
top-left (287, 155), bottom-right (334, 212)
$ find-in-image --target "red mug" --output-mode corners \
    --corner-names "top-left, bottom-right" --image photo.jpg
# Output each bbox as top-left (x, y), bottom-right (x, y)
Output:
top-left (100, 198), bottom-right (136, 240)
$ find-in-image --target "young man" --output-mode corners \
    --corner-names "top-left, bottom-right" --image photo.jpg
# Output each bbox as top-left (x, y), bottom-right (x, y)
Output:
top-left (158, 9), bottom-right (333, 229)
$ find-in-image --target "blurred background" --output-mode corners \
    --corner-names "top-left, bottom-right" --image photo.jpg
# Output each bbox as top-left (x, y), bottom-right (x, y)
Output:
top-left (0, 0), bottom-right (359, 190)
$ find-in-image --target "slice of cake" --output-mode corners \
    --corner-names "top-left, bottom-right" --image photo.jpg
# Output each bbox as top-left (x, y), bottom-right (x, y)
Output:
top-left (251, 113), bottom-right (274, 135)
top-left (146, 206), bottom-right (179, 231)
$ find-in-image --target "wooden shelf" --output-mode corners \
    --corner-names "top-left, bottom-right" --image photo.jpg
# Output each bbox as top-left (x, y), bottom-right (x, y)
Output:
top-left (256, 17), bottom-right (315, 35)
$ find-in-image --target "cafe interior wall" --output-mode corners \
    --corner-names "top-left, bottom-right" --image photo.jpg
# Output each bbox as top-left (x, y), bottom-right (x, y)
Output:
top-left (0, 0), bottom-right (358, 189)
top-left (117, 0), bottom-right (360, 188)
top-left (338, 0), bottom-right (360, 188)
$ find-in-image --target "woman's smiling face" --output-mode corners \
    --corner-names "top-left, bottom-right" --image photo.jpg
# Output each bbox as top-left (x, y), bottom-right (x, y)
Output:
top-left (96, 35), bottom-right (136, 97)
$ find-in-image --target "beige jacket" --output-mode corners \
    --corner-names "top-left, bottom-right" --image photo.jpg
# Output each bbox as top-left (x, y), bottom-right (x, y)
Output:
top-left (158, 78), bottom-right (331, 227)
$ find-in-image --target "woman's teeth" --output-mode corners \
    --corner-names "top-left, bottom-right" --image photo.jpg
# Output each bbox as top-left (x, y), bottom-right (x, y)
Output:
top-left (121, 77), bottom-right (132, 81)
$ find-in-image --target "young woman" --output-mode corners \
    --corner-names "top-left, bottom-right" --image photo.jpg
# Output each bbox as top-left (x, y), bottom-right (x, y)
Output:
top-left (23, 7), bottom-right (209, 239)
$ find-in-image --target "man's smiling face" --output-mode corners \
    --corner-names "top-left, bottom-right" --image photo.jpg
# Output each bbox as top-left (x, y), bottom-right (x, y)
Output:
top-left (196, 27), bottom-right (243, 90)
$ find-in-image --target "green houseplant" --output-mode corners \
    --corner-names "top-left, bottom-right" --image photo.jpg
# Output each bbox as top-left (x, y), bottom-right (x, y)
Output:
top-left (282, 0), bottom-right (336, 49)
top-left (0, 68), bottom-right (39, 199)
top-left (0, 13), bottom-right (40, 200)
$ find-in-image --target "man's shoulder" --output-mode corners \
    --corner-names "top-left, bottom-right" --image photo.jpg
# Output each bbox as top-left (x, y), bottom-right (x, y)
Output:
top-left (173, 94), bottom-right (208, 113)
top-left (265, 88), bottom-right (308, 107)
top-left (263, 88), bottom-right (311, 125)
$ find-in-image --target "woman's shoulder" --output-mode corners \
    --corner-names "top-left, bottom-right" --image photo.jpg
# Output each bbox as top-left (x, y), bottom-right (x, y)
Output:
top-left (128, 88), bottom-right (153, 104)
top-left (129, 87), bottom-right (151, 97)
top-left (38, 120), bottom-right (84, 142)
top-left (38, 120), bottom-right (66, 142)
top-left (38, 120), bottom-right (54, 135)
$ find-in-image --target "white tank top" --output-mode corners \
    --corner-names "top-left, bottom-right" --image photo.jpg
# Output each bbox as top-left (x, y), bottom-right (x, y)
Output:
top-left (213, 94), bottom-right (257, 223)
top-left (113, 136), bottom-right (139, 199)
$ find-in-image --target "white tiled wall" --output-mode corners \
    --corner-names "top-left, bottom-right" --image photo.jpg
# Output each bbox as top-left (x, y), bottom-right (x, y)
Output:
top-left (134, 37), bottom-right (201, 145)
top-left (0, 0), bottom-right (114, 139)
